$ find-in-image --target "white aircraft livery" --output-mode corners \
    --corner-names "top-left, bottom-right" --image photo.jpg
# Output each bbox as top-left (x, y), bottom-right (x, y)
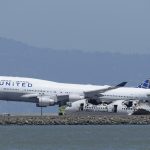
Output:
top-left (65, 99), bottom-right (150, 115)
top-left (64, 79), bottom-right (150, 115)
top-left (0, 76), bottom-right (150, 108)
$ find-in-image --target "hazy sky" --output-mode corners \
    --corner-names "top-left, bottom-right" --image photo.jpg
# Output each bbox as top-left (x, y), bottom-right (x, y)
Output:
top-left (0, 0), bottom-right (150, 53)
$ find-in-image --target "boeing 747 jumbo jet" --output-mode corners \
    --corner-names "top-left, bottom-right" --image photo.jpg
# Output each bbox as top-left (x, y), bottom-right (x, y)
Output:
top-left (0, 76), bottom-right (126, 107)
top-left (0, 76), bottom-right (150, 108)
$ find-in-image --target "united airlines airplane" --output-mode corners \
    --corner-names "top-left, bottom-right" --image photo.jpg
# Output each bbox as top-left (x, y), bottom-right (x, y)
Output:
top-left (0, 76), bottom-right (150, 108)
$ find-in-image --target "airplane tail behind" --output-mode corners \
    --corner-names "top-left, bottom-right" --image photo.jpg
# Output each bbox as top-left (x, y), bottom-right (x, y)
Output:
top-left (137, 79), bottom-right (150, 89)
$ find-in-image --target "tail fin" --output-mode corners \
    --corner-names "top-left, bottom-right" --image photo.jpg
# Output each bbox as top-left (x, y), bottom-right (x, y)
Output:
top-left (137, 79), bottom-right (150, 89)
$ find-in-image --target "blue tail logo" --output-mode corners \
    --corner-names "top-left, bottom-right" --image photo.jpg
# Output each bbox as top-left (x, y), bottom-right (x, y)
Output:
top-left (137, 79), bottom-right (150, 89)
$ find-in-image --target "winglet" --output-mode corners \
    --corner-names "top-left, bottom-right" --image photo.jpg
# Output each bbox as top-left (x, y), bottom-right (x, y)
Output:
top-left (116, 82), bottom-right (127, 87)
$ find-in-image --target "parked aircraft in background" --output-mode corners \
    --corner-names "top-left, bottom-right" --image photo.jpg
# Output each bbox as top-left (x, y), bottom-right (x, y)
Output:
top-left (94, 79), bottom-right (150, 104)
top-left (65, 99), bottom-right (150, 115)
top-left (65, 79), bottom-right (150, 115)
top-left (137, 79), bottom-right (150, 89)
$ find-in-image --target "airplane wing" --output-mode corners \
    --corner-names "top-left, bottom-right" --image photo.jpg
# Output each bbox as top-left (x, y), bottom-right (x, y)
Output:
top-left (21, 82), bottom-right (127, 105)
top-left (84, 82), bottom-right (127, 99)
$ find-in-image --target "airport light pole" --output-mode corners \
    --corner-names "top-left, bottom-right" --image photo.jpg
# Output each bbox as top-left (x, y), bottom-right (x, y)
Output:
top-left (40, 107), bottom-right (43, 116)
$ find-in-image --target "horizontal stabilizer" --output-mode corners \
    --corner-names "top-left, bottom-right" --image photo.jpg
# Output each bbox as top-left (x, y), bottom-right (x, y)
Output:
top-left (116, 82), bottom-right (127, 87)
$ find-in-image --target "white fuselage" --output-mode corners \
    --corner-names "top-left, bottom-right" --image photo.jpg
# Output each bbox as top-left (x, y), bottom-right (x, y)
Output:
top-left (0, 76), bottom-right (150, 106)
top-left (101, 87), bottom-right (150, 101)
top-left (65, 99), bottom-right (150, 115)
top-left (0, 76), bottom-right (108, 104)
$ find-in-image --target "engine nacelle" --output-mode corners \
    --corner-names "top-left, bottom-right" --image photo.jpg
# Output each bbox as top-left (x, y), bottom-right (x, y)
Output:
top-left (69, 94), bottom-right (84, 101)
top-left (36, 96), bottom-right (55, 107)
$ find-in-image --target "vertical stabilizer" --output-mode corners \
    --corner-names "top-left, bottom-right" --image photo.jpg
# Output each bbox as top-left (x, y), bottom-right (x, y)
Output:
top-left (137, 79), bottom-right (150, 89)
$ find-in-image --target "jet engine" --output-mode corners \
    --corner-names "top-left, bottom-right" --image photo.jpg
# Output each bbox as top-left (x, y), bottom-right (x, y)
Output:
top-left (36, 96), bottom-right (55, 107)
top-left (69, 95), bottom-right (84, 101)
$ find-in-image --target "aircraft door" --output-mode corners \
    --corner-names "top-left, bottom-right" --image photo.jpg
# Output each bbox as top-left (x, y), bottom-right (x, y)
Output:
top-left (113, 105), bottom-right (118, 113)
top-left (79, 103), bottom-right (84, 111)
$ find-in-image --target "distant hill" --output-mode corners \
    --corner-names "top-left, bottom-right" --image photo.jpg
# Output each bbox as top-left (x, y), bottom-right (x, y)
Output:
top-left (0, 37), bottom-right (149, 113)
top-left (0, 37), bottom-right (149, 85)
